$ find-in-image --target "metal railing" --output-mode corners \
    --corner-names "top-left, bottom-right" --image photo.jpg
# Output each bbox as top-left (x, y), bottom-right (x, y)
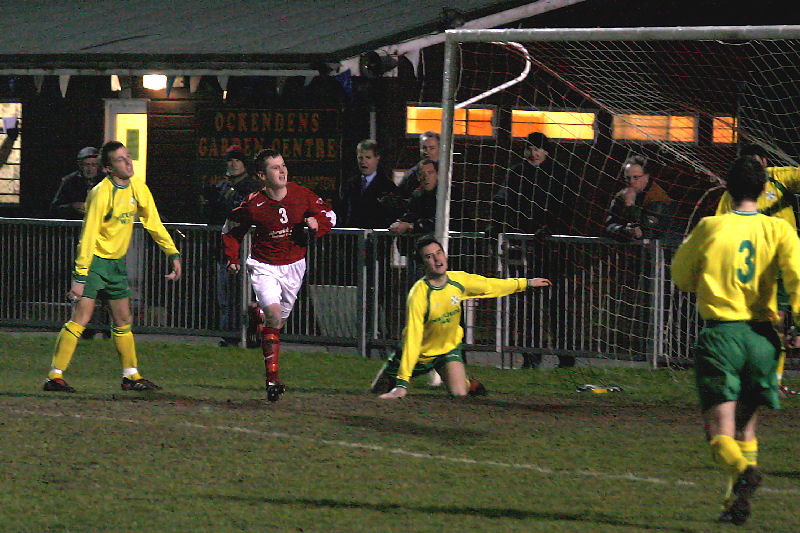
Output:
top-left (0, 218), bottom-right (699, 366)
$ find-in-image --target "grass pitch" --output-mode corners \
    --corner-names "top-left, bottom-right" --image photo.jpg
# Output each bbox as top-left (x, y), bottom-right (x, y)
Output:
top-left (1, 332), bottom-right (799, 532)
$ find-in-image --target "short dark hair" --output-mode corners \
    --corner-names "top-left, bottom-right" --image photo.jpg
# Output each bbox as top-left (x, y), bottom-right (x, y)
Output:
top-left (420, 131), bottom-right (440, 143)
top-left (414, 234), bottom-right (443, 263)
top-left (526, 132), bottom-right (550, 152)
top-left (254, 148), bottom-right (283, 173)
top-left (224, 144), bottom-right (247, 163)
top-left (357, 139), bottom-right (380, 156)
top-left (101, 141), bottom-right (124, 168)
top-left (420, 159), bottom-right (438, 172)
top-left (623, 154), bottom-right (651, 175)
top-left (727, 155), bottom-right (767, 203)
top-left (739, 143), bottom-right (769, 160)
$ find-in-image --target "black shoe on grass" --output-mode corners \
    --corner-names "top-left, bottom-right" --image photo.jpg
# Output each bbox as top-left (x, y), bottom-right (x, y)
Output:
top-left (266, 381), bottom-right (286, 402)
top-left (43, 377), bottom-right (76, 393)
top-left (468, 378), bottom-right (487, 397)
top-left (121, 377), bottom-right (162, 391)
top-left (728, 466), bottom-right (762, 525)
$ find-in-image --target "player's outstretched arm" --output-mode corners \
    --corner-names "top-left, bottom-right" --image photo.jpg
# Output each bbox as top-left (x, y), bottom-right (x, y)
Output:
top-left (528, 278), bottom-right (552, 287)
top-left (380, 386), bottom-right (407, 400)
top-left (165, 257), bottom-right (182, 281)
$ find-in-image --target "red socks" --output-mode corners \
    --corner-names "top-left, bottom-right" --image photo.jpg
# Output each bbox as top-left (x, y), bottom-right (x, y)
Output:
top-left (261, 327), bottom-right (280, 383)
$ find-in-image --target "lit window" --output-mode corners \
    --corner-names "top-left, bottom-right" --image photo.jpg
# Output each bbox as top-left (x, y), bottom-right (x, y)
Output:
top-left (0, 103), bottom-right (21, 205)
top-left (406, 106), bottom-right (495, 137)
top-left (613, 114), bottom-right (696, 142)
top-left (511, 110), bottom-right (596, 140)
top-left (713, 116), bottom-right (737, 144)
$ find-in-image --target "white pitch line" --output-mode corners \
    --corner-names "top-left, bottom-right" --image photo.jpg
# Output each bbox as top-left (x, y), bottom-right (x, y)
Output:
top-left (9, 408), bottom-right (799, 496)
top-left (182, 422), bottom-right (799, 496)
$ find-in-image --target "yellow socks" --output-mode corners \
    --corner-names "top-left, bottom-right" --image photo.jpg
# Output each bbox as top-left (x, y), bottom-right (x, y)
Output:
top-left (112, 324), bottom-right (141, 380)
top-left (722, 439), bottom-right (758, 508)
top-left (709, 435), bottom-right (749, 474)
top-left (49, 321), bottom-right (84, 379)
top-left (777, 351), bottom-right (785, 385)
top-left (738, 439), bottom-right (758, 466)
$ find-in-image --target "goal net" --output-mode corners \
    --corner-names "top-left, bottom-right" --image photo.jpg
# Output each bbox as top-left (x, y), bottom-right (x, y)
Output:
top-left (438, 26), bottom-right (800, 366)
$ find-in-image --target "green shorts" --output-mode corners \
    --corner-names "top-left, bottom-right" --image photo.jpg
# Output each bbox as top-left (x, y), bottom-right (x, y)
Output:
top-left (82, 256), bottom-right (130, 301)
top-left (694, 321), bottom-right (780, 412)
top-left (383, 344), bottom-right (465, 385)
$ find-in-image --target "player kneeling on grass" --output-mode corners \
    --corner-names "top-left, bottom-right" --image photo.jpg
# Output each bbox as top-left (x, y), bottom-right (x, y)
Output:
top-left (671, 155), bottom-right (800, 526)
top-left (372, 235), bottom-right (551, 400)
top-left (222, 149), bottom-right (335, 402)
top-left (44, 141), bottom-right (182, 393)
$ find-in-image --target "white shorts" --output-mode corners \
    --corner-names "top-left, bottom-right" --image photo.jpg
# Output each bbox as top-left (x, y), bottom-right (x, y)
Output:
top-left (246, 256), bottom-right (306, 320)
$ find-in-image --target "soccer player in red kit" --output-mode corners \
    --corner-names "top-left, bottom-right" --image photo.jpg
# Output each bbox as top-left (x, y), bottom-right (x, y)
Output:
top-left (222, 149), bottom-right (335, 401)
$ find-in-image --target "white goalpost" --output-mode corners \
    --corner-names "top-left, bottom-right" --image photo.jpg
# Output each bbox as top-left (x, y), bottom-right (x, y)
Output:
top-left (435, 25), bottom-right (800, 366)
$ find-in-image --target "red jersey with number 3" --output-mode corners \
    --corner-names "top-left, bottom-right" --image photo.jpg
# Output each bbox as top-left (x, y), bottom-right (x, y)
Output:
top-left (222, 182), bottom-right (335, 266)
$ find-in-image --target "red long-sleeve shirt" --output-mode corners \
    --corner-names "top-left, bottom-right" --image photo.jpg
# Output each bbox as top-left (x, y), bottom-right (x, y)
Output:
top-left (222, 182), bottom-right (335, 266)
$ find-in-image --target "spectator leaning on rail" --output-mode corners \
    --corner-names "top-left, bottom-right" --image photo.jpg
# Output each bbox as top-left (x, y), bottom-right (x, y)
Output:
top-left (396, 131), bottom-right (440, 200)
top-left (389, 159), bottom-right (438, 237)
top-left (50, 146), bottom-right (105, 220)
top-left (605, 155), bottom-right (677, 242)
top-left (491, 132), bottom-right (574, 236)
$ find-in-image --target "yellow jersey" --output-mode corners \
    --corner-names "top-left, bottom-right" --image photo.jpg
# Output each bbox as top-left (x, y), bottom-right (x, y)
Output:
top-left (397, 271), bottom-right (528, 385)
top-left (671, 211), bottom-right (800, 323)
top-left (715, 166), bottom-right (800, 229)
top-left (74, 176), bottom-right (179, 281)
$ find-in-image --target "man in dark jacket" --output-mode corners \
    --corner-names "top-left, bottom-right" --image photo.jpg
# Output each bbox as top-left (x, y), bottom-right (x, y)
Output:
top-left (337, 139), bottom-right (400, 228)
top-left (204, 144), bottom-right (261, 346)
top-left (50, 146), bottom-right (104, 219)
top-left (605, 155), bottom-right (676, 242)
top-left (493, 132), bottom-right (574, 236)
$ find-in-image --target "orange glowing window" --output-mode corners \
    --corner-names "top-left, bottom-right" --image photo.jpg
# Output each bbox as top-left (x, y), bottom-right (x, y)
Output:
top-left (406, 106), bottom-right (495, 137)
top-left (613, 114), bottom-right (696, 142)
top-left (511, 110), bottom-right (595, 140)
top-left (713, 116), bottom-right (737, 144)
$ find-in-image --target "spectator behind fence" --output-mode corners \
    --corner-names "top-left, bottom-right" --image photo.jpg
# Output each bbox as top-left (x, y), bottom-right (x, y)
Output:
top-left (491, 132), bottom-right (574, 236)
top-left (203, 144), bottom-right (261, 347)
top-left (43, 141), bottom-right (182, 394)
top-left (491, 133), bottom-right (577, 369)
top-left (716, 143), bottom-right (800, 398)
top-left (336, 139), bottom-right (400, 229)
top-left (396, 131), bottom-right (440, 199)
top-left (222, 148), bottom-right (336, 402)
top-left (671, 155), bottom-right (800, 525)
top-left (605, 155), bottom-right (676, 242)
top-left (389, 159), bottom-right (438, 237)
top-left (50, 146), bottom-right (104, 220)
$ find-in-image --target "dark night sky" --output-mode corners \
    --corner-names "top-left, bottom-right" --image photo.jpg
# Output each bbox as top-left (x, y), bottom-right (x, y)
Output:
top-left (520, 0), bottom-right (796, 28)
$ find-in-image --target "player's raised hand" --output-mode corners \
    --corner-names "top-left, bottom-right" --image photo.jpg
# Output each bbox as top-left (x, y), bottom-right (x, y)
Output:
top-left (528, 278), bottom-right (552, 288)
top-left (165, 258), bottom-right (182, 281)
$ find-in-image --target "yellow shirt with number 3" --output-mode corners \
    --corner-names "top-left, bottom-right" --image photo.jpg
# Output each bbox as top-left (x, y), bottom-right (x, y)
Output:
top-left (671, 211), bottom-right (800, 323)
